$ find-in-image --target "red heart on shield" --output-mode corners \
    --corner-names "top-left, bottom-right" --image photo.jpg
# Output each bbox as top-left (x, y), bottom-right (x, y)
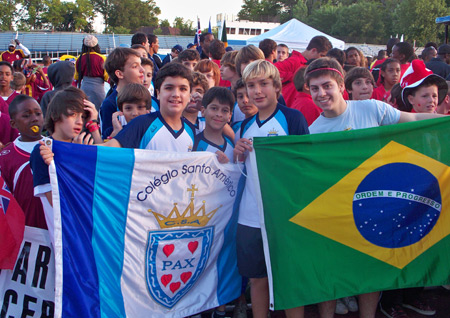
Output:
top-left (188, 241), bottom-right (198, 254)
top-left (161, 274), bottom-right (172, 287)
top-left (180, 272), bottom-right (192, 284)
top-left (163, 244), bottom-right (175, 257)
top-left (170, 282), bottom-right (181, 293)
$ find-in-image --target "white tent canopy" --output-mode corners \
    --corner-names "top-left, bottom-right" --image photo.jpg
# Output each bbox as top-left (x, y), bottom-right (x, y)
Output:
top-left (246, 18), bottom-right (345, 52)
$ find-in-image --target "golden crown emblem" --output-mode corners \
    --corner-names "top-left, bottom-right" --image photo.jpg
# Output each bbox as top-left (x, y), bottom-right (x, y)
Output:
top-left (149, 184), bottom-right (221, 229)
top-left (268, 128), bottom-right (278, 136)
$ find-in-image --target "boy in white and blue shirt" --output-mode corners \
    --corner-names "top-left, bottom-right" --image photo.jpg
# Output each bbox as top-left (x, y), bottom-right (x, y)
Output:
top-left (193, 87), bottom-right (235, 163)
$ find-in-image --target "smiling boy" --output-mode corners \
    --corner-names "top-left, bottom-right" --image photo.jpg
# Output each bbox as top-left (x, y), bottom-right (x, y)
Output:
top-left (234, 60), bottom-right (308, 318)
top-left (107, 63), bottom-right (196, 151)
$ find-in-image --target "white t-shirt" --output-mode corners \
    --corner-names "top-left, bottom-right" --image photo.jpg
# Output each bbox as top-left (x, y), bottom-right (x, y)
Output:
top-left (309, 99), bottom-right (401, 134)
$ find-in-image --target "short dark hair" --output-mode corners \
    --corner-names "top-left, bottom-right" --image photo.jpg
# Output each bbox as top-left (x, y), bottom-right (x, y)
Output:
top-left (192, 72), bottom-right (209, 93)
top-left (233, 78), bottom-right (246, 96)
top-left (147, 34), bottom-right (158, 45)
top-left (131, 32), bottom-right (148, 45)
top-left (293, 67), bottom-right (307, 92)
top-left (202, 86), bottom-right (235, 109)
top-left (0, 61), bottom-right (13, 73)
top-left (326, 48), bottom-right (345, 66)
top-left (306, 36), bottom-right (332, 53)
top-left (154, 63), bottom-right (193, 91)
top-left (9, 94), bottom-right (36, 118)
top-left (394, 42), bottom-right (414, 62)
top-left (259, 39), bottom-right (277, 59)
top-left (117, 83), bottom-right (152, 111)
top-left (386, 38), bottom-right (400, 56)
top-left (104, 47), bottom-right (141, 84)
top-left (45, 87), bottom-right (87, 134)
top-left (141, 57), bottom-right (153, 69)
top-left (200, 32), bottom-right (212, 44)
top-left (277, 43), bottom-right (288, 50)
top-left (131, 44), bottom-right (146, 50)
top-left (344, 67), bottom-right (374, 92)
top-left (209, 40), bottom-right (226, 60)
top-left (42, 55), bottom-right (52, 66)
top-left (421, 47), bottom-right (436, 60)
top-left (178, 49), bottom-right (200, 62)
top-left (424, 42), bottom-right (438, 50)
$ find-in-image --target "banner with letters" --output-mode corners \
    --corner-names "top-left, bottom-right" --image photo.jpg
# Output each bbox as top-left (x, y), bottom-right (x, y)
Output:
top-left (0, 226), bottom-right (55, 318)
top-left (48, 141), bottom-right (243, 318)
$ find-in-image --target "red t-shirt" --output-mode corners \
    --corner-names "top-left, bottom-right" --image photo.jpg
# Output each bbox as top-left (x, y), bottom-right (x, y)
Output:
top-left (290, 92), bottom-right (321, 126)
top-left (24, 77), bottom-right (50, 104)
top-left (212, 59), bottom-right (231, 88)
top-left (0, 50), bottom-right (26, 64)
top-left (5, 91), bottom-right (19, 105)
top-left (0, 138), bottom-right (47, 229)
top-left (372, 85), bottom-right (390, 102)
top-left (276, 51), bottom-right (308, 107)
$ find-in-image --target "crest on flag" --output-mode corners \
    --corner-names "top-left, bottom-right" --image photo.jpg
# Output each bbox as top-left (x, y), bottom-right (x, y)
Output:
top-left (146, 227), bottom-right (214, 308)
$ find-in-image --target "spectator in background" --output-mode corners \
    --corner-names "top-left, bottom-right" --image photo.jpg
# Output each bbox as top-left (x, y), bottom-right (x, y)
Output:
top-left (75, 35), bottom-right (108, 110)
top-left (276, 44), bottom-right (289, 62)
top-left (259, 39), bottom-right (277, 63)
top-left (11, 72), bottom-right (26, 94)
top-left (147, 34), bottom-right (162, 76)
top-left (327, 48), bottom-right (346, 67)
top-left (131, 44), bottom-right (149, 58)
top-left (391, 41), bottom-right (414, 77)
top-left (345, 47), bottom-right (367, 69)
top-left (162, 45), bottom-right (183, 66)
top-left (209, 40), bottom-right (230, 87)
top-left (131, 32), bottom-right (150, 53)
top-left (421, 46), bottom-right (437, 63)
top-left (426, 44), bottom-right (450, 80)
top-left (0, 39), bottom-right (30, 64)
top-left (198, 32), bottom-right (214, 60)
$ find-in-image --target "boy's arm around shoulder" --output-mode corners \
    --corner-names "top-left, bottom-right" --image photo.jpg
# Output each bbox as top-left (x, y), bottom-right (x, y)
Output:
top-left (398, 112), bottom-right (446, 123)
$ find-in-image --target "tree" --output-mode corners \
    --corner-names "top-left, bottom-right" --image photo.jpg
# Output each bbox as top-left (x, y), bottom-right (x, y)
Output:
top-left (16, 0), bottom-right (48, 30)
top-left (160, 19), bottom-right (170, 27)
top-left (102, 0), bottom-right (160, 33)
top-left (173, 17), bottom-right (194, 36)
top-left (0, 0), bottom-right (19, 30)
top-left (394, 0), bottom-right (447, 45)
top-left (43, 0), bottom-right (94, 32)
top-left (237, 0), bottom-right (281, 22)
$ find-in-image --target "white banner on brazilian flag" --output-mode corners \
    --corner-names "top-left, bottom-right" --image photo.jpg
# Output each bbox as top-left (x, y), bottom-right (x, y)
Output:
top-left (48, 141), bottom-right (243, 318)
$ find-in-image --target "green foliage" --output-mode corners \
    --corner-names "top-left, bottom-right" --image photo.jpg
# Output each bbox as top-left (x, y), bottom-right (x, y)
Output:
top-left (106, 0), bottom-right (160, 33)
top-left (160, 19), bottom-right (170, 28)
top-left (0, 0), bottom-right (19, 30)
top-left (394, 0), bottom-right (447, 45)
top-left (238, 0), bottom-right (449, 45)
top-left (42, 0), bottom-right (94, 32)
top-left (173, 17), bottom-right (195, 35)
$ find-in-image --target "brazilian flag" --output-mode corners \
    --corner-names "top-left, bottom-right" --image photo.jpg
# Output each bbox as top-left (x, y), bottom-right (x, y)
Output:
top-left (253, 117), bottom-right (450, 310)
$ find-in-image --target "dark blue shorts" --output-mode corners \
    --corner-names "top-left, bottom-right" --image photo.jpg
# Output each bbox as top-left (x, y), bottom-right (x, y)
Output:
top-left (236, 224), bottom-right (267, 278)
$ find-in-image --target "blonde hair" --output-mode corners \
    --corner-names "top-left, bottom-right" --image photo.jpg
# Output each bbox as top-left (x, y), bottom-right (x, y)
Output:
top-left (11, 72), bottom-right (26, 91)
top-left (235, 45), bottom-right (265, 77)
top-left (242, 60), bottom-right (282, 98)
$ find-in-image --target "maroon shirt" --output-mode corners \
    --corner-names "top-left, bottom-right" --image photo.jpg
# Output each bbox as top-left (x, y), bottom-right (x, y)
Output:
top-left (0, 138), bottom-right (47, 229)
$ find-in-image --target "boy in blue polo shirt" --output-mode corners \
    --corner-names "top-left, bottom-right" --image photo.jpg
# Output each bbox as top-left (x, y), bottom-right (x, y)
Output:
top-left (106, 63), bottom-right (195, 151)
top-left (233, 60), bottom-right (309, 318)
top-left (193, 86), bottom-right (234, 163)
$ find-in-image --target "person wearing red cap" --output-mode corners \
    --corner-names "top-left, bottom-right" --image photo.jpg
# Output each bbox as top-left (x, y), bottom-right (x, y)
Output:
top-left (401, 59), bottom-right (448, 113)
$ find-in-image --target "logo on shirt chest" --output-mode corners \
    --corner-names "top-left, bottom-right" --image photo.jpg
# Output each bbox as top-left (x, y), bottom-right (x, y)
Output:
top-left (267, 128), bottom-right (278, 136)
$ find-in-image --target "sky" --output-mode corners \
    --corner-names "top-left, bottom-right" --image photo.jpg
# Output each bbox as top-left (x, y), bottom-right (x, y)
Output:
top-left (154, 0), bottom-right (244, 29)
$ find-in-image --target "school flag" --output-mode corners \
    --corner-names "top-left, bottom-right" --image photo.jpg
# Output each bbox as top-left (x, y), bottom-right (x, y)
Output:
top-left (221, 20), bottom-right (228, 48)
top-left (251, 117), bottom-right (450, 310)
top-left (0, 175), bottom-right (25, 269)
top-left (48, 141), bottom-right (242, 318)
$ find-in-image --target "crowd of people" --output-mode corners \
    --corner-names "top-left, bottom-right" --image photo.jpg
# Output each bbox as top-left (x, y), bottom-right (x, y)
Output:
top-left (1, 30), bottom-right (450, 318)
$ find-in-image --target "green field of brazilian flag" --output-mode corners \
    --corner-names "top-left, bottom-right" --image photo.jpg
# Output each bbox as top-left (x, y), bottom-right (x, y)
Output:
top-left (252, 117), bottom-right (450, 310)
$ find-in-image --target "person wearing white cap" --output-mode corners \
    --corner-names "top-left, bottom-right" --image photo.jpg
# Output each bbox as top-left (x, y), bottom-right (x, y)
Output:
top-left (0, 39), bottom-right (30, 64)
top-left (74, 35), bottom-right (108, 110)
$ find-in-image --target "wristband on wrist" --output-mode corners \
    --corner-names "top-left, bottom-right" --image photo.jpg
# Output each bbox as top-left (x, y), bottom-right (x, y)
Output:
top-left (87, 123), bottom-right (99, 132)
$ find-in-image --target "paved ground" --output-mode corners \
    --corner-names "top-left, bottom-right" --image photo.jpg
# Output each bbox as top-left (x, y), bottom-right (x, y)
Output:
top-left (216, 287), bottom-right (450, 318)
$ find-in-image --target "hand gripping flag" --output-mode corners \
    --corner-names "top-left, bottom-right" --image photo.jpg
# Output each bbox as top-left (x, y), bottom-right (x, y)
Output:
top-left (48, 141), bottom-right (243, 318)
top-left (0, 175), bottom-right (25, 269)
top-left (252, 117), bottom-right (450, 310)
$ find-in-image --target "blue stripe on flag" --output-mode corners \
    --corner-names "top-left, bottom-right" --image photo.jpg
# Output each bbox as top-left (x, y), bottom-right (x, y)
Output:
top-left (53, 141), bottom-right (101, 317)
top-left (216, 171), bottom-right (245, 304)
top-left (91, 146), bottom-right (135, 318)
